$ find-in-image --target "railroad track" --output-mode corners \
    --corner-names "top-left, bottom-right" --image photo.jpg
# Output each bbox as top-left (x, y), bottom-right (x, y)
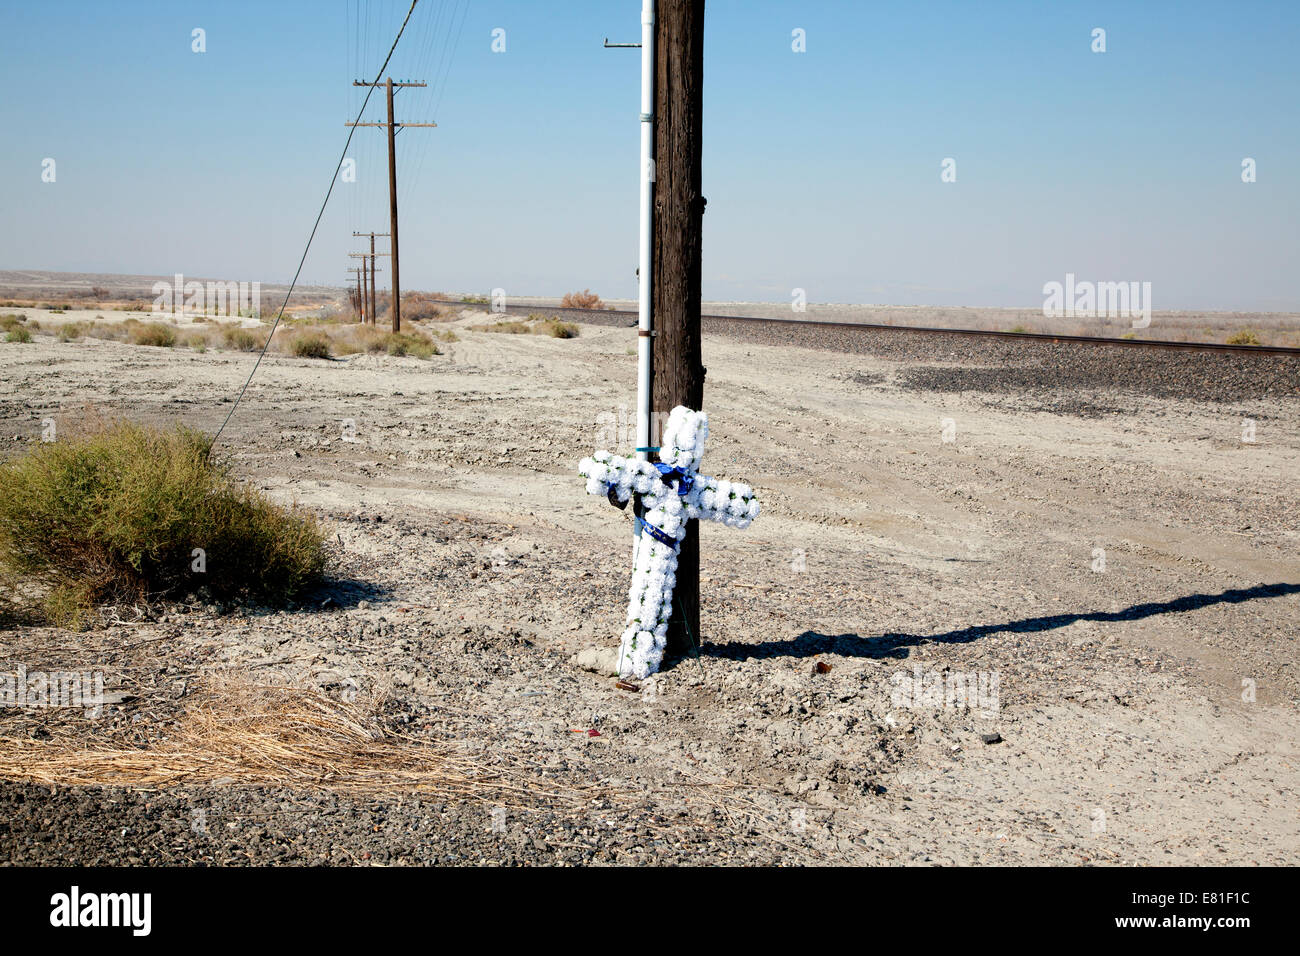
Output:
top-left (435, 298), bottom-right (1300, 357)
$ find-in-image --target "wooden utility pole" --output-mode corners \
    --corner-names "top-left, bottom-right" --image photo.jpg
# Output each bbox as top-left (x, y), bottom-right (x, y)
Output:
top-left (652, 0), bottom-right (707, 658)
top-left (353, 231), bottom-right (390, 325)
top-left (349, 251), bottom-right (387, 325)
top-left (347, 79), bottom-right (436, 332)
top-left (347, 268), bottom-right (365, 321)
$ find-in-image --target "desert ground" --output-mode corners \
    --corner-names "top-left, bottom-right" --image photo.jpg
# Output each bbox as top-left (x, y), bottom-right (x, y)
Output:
top-left (1, 302), bottom-right (1297, 865)
top-left (5, 269), bottom-right (1298, 346)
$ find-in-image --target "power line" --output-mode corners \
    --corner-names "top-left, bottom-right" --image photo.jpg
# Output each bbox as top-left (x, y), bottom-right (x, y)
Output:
top-left (210, 0), bottom-right (422, 452)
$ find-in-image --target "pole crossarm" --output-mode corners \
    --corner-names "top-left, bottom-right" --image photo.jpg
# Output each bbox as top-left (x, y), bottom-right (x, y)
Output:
top-left (345, 122), bottom-right (438, 128)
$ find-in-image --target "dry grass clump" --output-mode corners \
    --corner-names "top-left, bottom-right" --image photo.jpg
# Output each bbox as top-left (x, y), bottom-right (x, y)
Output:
top-left (278, 324), bottom-right (441, 359)
top-left (473, 319), bottom-right (531, 335)
top-left (129, 322), bottom-right (177, 347)
top-left (535, 318), bottom-right (579, 338)
top-left (1, 313), bottom-right (26, 332)
top-left (0, 678), bottom-right (581, 802)
top-left (560, 288), bottom-right (607, 310)
top-left (376, 330), bottom-right (439, 357)
top-left (57, 322), bottom-right (88, 342)
top-left (1225, 328), bottom-right (1262, 346)
top-left (471, 315), bottom-right (579, 339)
top-left (289, 332), bottom-right (333, 359)
top-left (0, 419), bottom-right (327, 627)
top-left (222, 326), bottom-right (262, 351)
top-left (402, 292), bottom-right (446, 323)
top-left (4, 327), bottom-right (33, 343)
top-left (364, 291), bottom-right (446, 324)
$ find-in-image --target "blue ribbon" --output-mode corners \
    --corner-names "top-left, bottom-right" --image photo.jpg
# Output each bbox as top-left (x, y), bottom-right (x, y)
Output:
top-left (634, 514), bottom-right (678, 549)
top-left (654, 463), bottom-right (695, 496)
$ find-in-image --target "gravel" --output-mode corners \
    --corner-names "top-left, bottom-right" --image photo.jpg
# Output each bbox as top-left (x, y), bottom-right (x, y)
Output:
top-left (526, 305), bottom-right (1300, 404)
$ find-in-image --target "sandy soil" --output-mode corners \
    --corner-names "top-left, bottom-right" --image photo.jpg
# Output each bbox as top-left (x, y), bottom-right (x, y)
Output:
top-left (1, 307), bottom-right (1297, 865)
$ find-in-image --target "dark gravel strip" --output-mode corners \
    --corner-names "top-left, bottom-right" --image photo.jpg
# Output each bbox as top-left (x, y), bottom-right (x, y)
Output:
top-left (484, 303), bottom-right (1299, 403)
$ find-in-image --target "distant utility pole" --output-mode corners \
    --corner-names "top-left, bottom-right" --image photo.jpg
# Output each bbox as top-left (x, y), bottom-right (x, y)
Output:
top-left (346, 268), bottom-right (365, 321)
top-left (353, 231), bottom-right (390, 326)
top-left (653, 0), bottom-right (707, 658)
top-left (347, 79), bottom-right (436, 332)
top-left (349, 250), bottom-right (387, 325)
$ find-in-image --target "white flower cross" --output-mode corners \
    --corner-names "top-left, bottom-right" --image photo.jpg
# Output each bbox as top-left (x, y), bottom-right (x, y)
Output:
top-left (578, 406), bottom-right (761, 678)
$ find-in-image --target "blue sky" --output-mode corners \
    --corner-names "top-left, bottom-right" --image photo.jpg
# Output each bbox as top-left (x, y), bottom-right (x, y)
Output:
top-left (1, 0), bottom-right (1297, 309)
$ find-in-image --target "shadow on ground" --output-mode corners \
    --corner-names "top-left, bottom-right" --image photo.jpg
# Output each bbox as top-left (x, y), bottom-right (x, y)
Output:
top-left (703, 582), bottom-right (1300, 662)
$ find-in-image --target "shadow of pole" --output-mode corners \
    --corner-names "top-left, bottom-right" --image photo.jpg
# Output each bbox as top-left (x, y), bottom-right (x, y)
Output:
top-left (702, 582), bottom-right (1300, 662)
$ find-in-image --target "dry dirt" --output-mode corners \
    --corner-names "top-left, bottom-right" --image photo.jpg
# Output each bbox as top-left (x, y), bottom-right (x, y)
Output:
top-left (1, 305), bottom-right (1297, 865)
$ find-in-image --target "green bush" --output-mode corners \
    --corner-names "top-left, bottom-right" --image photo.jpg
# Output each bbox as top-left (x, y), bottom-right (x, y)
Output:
top-left (129, 322), bottom-right (177, 347)
top-left (4, 328), bottom-right (33, 343)
top-left (290, 333), bottom-right (332, 359)
top-left (1226, 329), bottom-right (1261, 346)
top-left (0, 420), bottom-right (327, 627)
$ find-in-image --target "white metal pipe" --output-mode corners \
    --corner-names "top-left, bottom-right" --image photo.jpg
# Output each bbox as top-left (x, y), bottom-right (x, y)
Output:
top-left (636, 0), bottom-right (655, 465)
top-left (630, 0), bottom-right (656, 578)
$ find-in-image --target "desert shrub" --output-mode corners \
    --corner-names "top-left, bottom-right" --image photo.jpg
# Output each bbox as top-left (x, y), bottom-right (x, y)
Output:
top-left (0, 314), bottom-right (25, 332)
top-left (1226, 329), bottom-right (1261, 346)
top-left (472, 318), bottom-right (576, 339)
top-left (560, 288), bottom-right (605, 310)
top-left (90, 285), bottom-right (109, 300)
top-left (49, 308), bottom-right (66, 315)
top-left (472, 320), bottom-right (531, 334)
top-left (290, 332), bottom-right (332, 359)
top-left (129, 322), bottom-right (177, 347)
top-left (4, 328), bottom-right (32, 343)
top-left (353, 328), bottom-right (438, 358)
top-left (0, 419), bottom-right (327, 627)
top-left (402, 293), bottom-right (445, 323)
top-left (537, 319), bottom-right (579, 339)
top-left (222, 327), bottom-right (260, 351)
top-left (88, 322), bottom-right (129, 342)
top-left (57, 322), bottom-right (88, 342)
top-left (184, 334), bottom-right (208, 352)
top-left (1007, 325), bottom-right (1029, 334)
top-left (384, 331), bottom-right (438, 358)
